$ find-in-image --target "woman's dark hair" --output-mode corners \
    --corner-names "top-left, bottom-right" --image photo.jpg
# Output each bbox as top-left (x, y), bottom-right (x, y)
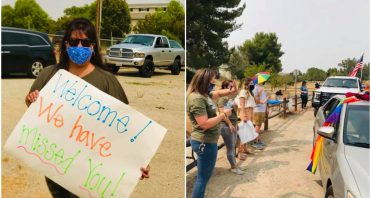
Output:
top-left (58, 18), bottom-right (106, 70)
top-left (221, 80), bottom-right (233, 89)
top-left (244, 78), bottom-right (253, 89)
top-left (186, 69), bottom-right (216, 97)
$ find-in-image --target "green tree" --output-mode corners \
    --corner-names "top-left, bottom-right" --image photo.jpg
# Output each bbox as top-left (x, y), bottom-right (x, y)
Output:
top-left (3, 0), bottom-right (53, 33)
top-left (268, 73), bottom-right (283, 91)
top-left (187, 0), bottom-right (245, 69)
top-left (228, 47), bottom-right (249, 79)
top-left (238, 32), bottom-right (284, 73)
top-left (337, 58), bottom-right (358, 75)
top-left (327, 67), bottom-right (341, 76)
top-left (60, 0), bottom-right (130, 38)
top-left (134, 0), bottom-right (184, 45)
top-left (244, 64), bottom-right (266, 79)
top-left (101, 0), bottom-right (131, 38)
top-left (64, 4), bottom-right (95, 20)
top-left (360, 63), bottom-right (370, 81)
top-left (2, 5), bottom-right (15, 27)
top-left (304, 67), bottom-right (327, 81)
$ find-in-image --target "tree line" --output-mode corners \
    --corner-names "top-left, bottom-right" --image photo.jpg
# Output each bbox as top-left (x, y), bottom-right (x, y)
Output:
top-left (186, 0), bottom-right (369, 85)
top-left (2, 0), bottom-right (184, 44)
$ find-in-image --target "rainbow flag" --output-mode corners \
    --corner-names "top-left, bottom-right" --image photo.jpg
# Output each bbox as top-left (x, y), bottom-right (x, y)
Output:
top-left (306, 96), bottom-right (360, 174)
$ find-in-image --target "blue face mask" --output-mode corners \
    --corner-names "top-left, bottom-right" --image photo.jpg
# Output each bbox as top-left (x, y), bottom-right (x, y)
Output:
top-left (67, 46), bottom-right (93, 65)
top-left (208, 83), bottom-right (215, 94)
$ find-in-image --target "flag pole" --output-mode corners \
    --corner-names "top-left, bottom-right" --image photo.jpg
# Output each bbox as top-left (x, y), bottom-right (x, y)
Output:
top-left (360, 52), bottom-right (364, 81)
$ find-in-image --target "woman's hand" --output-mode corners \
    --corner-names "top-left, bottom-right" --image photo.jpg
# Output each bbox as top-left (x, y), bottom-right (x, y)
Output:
top-left (25, 90), bottom-right (39, 107)
top-left (140, 165), bottom-right (150, 180)
top-left (229, 125), bottom-right (237, 133)
top-left (223, 108), bottom-right (232, 116)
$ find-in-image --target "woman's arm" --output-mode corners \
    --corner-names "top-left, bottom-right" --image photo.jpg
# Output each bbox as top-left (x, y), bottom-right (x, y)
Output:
top-left (195, 109), bottom-right (231, 130)
top-left (219, 107), bottom-right (237, 132)
top-left (239, 97), bottom-right (248, 122)
top-left (210, 81), bottom-right (238, 100)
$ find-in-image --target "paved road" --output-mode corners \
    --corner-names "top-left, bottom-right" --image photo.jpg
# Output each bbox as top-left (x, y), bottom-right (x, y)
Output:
top-left (187, 108), bottom-right (324, 198)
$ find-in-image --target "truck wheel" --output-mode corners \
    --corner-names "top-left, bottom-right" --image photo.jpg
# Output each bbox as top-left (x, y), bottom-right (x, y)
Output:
top-left (28, 59), bottom-right (45, 78)
top-left (109, 65), bottom-right (120, 74)
top-left (171, 58), bottom-right (181, 75)
top-left (139, 59), bottom-right (154, 77)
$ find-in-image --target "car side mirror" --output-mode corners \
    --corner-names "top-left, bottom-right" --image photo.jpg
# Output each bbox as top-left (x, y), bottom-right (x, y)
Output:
top-left (317, 126), bottom-right (335, 140)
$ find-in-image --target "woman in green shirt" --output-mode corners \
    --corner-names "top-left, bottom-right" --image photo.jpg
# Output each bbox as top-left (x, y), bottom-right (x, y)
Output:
top-left (25, 18), bottom-right (149, 198)
top-left (186, 69), bottom-right (237, 198)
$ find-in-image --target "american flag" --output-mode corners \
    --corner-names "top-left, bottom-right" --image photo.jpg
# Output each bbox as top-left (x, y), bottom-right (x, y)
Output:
top-left (349, 54), bottom-right (364, 77)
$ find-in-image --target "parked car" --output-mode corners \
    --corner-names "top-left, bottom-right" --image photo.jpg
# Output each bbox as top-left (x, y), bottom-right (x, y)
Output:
top-left (104, 34), bottom-right (185, 77)
top-left (312, 76), bottom-right (362, 116)
top-left (52, 30), bottom-right (65, 45)
top-left (1, 27), bottom-right (57, 78)
top-left (314, 95), bottom-right (369, 198)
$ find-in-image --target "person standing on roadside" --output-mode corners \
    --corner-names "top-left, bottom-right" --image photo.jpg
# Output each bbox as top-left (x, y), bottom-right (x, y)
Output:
top-left (237, 78), bottom-right (259, 156)
top-left (186, 69), bottom-right (237, 198)
top-left (252, 81), bottom-right (267, 149)
top-left (300, 80), bottom-right (309, 110)
top-left (217, 80), bottom-right (244, 174)
top-left (25, 18), bottom-right (150, 198)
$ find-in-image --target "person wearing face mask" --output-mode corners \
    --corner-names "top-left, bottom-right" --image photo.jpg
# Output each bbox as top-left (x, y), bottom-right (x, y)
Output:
top-left (186, 69), bottom-right (237, 198)
top-left (216, 80), bottom-right (245, 175)
top-left (24, 18), bottom-right (150, 198)
top-left (236, 78), bottom-right (259, 160)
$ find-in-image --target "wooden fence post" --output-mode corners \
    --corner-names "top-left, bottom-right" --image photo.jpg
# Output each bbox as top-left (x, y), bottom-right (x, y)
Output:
top-left (283, 98), bottom-right (287, 118)
top-left (294, 95), bottom-right (298, 111)
top-left (264, 105), bottom-right (268, 131)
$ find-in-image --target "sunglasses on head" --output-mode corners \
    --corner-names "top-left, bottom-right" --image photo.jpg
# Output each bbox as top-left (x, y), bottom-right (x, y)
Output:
top-left (67, 38), bottom-right (93, 47)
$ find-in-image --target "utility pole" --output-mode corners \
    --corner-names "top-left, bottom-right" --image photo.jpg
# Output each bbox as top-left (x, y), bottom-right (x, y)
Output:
top-left (294, 69), bottom-right (298, 96)
top-left (95, 0), bottom-right (103, 46)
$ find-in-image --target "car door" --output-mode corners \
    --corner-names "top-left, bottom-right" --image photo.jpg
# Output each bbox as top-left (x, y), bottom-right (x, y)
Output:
top-left (1, 31), bottom-right (31, 74)
top-left (161, 37), bottom-right (173, 65)
top-left (153, 37), bottom-right (166, 66)
top-left (317, 98), bottom-right (340, 187)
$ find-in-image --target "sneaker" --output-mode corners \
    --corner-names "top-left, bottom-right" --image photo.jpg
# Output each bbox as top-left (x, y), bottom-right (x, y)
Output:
top-left (258, 141), bottom-right (266, 146)
top-left (252, 143), bottom-right (264, 150)
top-left (230, 168), bottom-right (245, 175)
top-left (238, 166), bottom-right (248, 171)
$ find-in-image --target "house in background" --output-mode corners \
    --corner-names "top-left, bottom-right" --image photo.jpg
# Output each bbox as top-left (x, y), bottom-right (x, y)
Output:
top-left (127, 0), bottom-right (169, 29)
top-left (219, 64), bottom-right (233, 80)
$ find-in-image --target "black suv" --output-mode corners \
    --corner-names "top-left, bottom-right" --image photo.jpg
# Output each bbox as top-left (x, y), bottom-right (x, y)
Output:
top-left (1, 27), bottom-right (57, 78)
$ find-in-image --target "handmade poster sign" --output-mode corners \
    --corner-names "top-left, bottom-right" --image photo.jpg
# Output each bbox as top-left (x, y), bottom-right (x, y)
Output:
top-left (4, 69), bottom-right (167, 198)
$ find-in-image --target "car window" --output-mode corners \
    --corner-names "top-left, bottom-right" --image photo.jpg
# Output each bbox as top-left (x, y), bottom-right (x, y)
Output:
top-left (162, 37), bottom-right (169, 48)
top-left (2, 32), bottom-right (12, 44)
top-left (169, 40), bottom-right (182, 48)
top-left (155, 37), bottom-right (163, 47)
top-left (323, 78), bottom-right (358, 88)
top-left (343, 105), bottom-right (370, 148)
top-left (323, 98), bottom-right (340, 118)
top-left (29, 35), bottom-right (48, 46)
top-left (2, 31), bottom-right (27, 45)
top-left (121, 35), bottom-right (155, 46)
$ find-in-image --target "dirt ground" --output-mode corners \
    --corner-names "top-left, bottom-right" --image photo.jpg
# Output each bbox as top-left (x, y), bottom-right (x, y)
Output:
top-left (2, 68), bottom-right (185, 198)
top-left (186, 108), bottom-right (324, 198)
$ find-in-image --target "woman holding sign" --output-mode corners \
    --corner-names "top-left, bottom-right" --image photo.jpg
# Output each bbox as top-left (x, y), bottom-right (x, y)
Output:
top-left (25, 18), bottom-right (150, 198)
top-left (186, 69), bottom-right (237, 198)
